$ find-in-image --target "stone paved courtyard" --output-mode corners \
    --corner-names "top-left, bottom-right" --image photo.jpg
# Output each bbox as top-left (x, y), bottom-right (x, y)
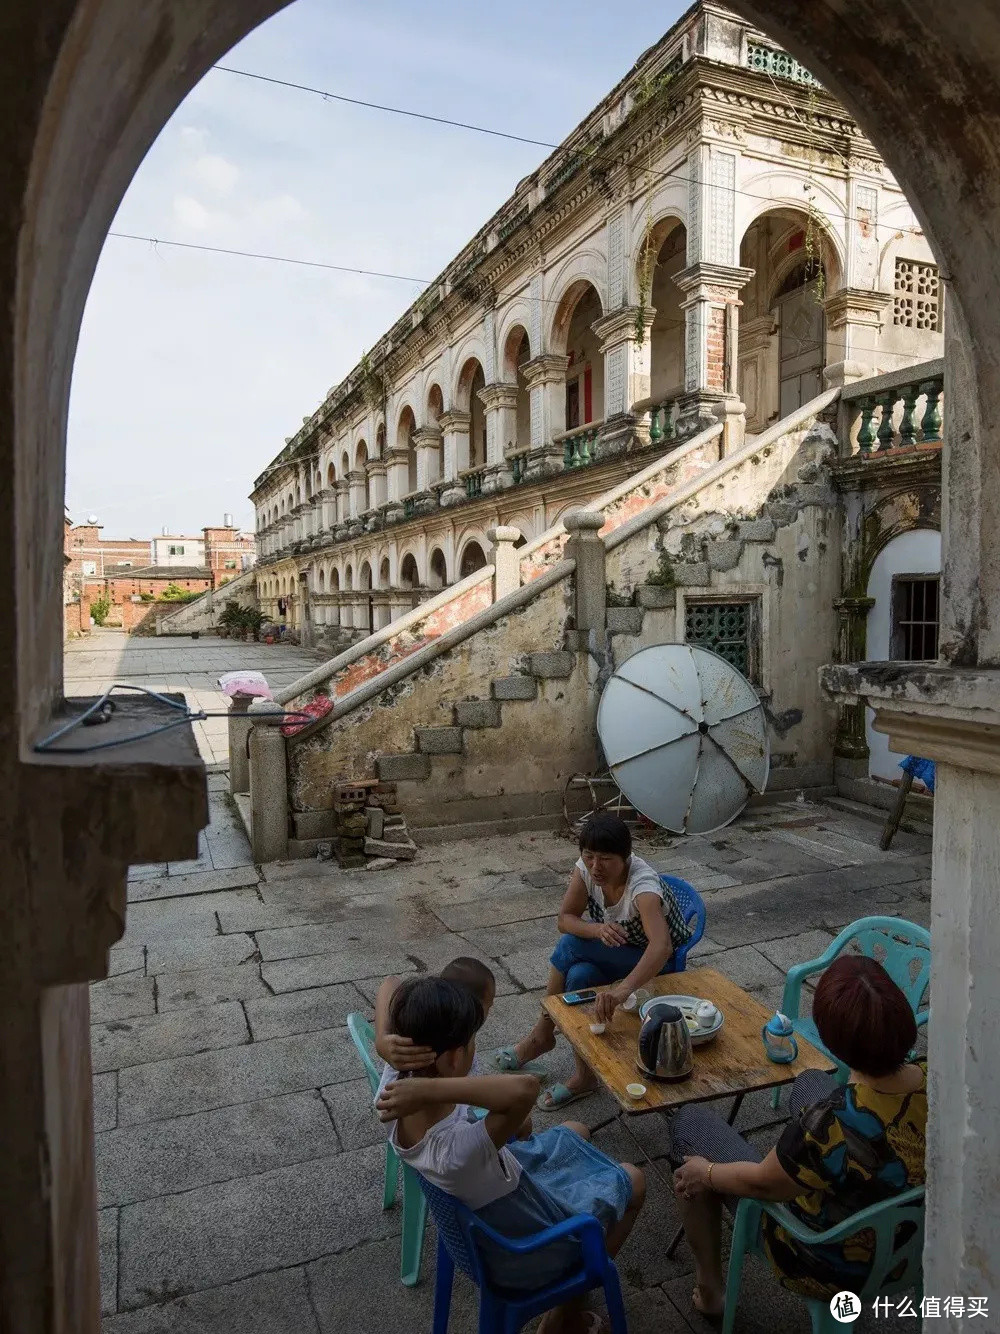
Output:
top-left (93, 774), bottom-right (931, 1334)
top-left (65, 629), bottom-right (321, 768)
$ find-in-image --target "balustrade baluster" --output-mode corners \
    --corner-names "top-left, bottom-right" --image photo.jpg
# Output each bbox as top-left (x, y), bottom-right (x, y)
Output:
top-left (856, 397), bottom-right (877, 454)
top-left (563, 435), bottom-right (575, 469)
top-left (876, 392), bottom-right (897, 452)
top-left (919, 378), bottom-right (943, 442)
top-left (898, 383), bottom-right (919, 447)
top-left (663, 401), bottom-right (676, 441)
top-left (649, 406), bottom-right (663, 443)
top-left (578, 430), bottom-right (592, 466)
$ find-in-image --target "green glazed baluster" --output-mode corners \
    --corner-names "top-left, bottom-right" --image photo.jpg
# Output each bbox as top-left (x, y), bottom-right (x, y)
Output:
top-left (856, 397), bottom-right (877, 454)
top-left (919, 378), bottom-right (943, 442)
top-left (563, 434), bottom-right (575, 469)
top-left (649, 406), bottom-right (663, 444)
top-left (876, 392), bottom-right (897, 452)
top-left (578, 430), bottom-right (592, 466)
top-left (898, 384), bottom-right (919, 447)
top-left (663, 400), bottom-right (676, 442)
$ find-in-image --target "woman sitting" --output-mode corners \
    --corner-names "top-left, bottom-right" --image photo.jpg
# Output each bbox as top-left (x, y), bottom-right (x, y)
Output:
top-left (671, 955), bottom-right (927, 1317)
top-left (497, 812), bottom-right (692, 1111)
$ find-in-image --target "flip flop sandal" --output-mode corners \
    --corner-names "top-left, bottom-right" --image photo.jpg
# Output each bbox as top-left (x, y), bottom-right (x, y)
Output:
top-left (494, 1046), bottom-right (526, 1072)
top-left (536, 1082), bottom-right (595, 1111)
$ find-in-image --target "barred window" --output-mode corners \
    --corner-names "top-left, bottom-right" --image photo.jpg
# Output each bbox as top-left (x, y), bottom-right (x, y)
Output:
top-left (893, 259), bottom-right (943, 332)
top-left (684, 599), bottom-right (759, 681)
top-left (891, 577), bottom-right (939, 661)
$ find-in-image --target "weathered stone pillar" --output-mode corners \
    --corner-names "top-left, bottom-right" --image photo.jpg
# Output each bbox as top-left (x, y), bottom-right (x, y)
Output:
top-left (479, 383), bottom-right (519, 466)
top-left (383, 448), bottom-right (409, 503)
top-left (335, 480), bottom-right (349, 526)
top-left (228, 692), bottom-right (253, 795)
top-left (348, 470), bottom-right (367, 518)
top-left (439, 411), bottom-right (471, 505)
top-left (413, 426), bottom-right (443, 490)
top-left (489, 525), bottom-right (521, 601)
top-left (832, 594), bottom-right (875, 769)
top-left (563, 509), bottom-right (607, 642)
top-left (592, 307), bottom-right (655, 452)
top-left (248, 719), bottom-right (289, 862)
top-left (367, 461), bottom-right (387, 510)
top-left (674, 262), bottom-right (754, 435)
top-left (823, 289), bottom-right (893, 386)
top-left (522, 354), bottom-right (570, 477)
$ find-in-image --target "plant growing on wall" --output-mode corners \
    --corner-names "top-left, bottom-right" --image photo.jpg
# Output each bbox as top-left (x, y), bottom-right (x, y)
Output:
top-left (91, 595), bottom-right (110, 626)
top-left (635, 159), bottom-right (658, 348)
top-left (644, 549), bottom-right (676, 589)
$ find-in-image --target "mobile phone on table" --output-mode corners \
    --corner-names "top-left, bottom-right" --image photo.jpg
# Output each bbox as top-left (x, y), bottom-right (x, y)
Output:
top-left (561, 989), bottom-right (597, 1005)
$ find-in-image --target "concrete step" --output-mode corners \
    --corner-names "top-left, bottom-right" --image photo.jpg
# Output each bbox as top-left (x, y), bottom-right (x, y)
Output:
top-left (376, 752), bottom-right (432, 781)
top-left (453, 699), bottom-right (501, 729)
top-left (491, 675), bottom-right (538, 702)
top-left (605, 606), bottom-right (644, 636)
top-left (415, 726), bottom-right (464, 755)
top-left (527, 651), bottom-right (575, 679)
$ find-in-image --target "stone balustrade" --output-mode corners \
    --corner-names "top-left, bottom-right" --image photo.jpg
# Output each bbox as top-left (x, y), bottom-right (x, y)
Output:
top-left (554, 421), bottom-right (600, 470)
top-left (841, 358), bottom-right (944, 457)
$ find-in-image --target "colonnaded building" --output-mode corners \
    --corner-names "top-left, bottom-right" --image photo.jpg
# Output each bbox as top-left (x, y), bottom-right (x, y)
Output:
top-left (234, 0), bottom-right (945, 845)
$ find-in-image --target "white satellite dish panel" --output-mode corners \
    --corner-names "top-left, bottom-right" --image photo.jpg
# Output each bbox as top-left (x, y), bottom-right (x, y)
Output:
top-left (596, 643), bottom-right (770, 836)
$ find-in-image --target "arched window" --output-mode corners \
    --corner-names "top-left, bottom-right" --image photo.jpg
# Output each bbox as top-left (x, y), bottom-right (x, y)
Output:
top-left (399, 553), bottom-right (419, 590)
top-left (428, 547), bottom-right (448, 590)
top-left (459, 540), bottom-right (487, 580)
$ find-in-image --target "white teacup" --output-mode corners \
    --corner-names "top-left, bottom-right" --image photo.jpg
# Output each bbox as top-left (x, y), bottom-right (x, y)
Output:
top-left (695, 1001), bottom-right (719, 1029)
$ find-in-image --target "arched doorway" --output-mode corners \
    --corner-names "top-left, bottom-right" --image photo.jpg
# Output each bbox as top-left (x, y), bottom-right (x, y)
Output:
top-left (397, 407), bottom-right (417, 494)
top-left (359, 559), bottom-right (374, 634)
top-left (399, 551), bottom-right (420, 608)
top-left (457, 358), bottom-right (487, 469)
top-left (503, 327), bottom-right (532, 452)
top-left (552, 282), bottom-right (604, 431)
top-left (428, 546), bottom-right (448, 590)
top-left (645, 220), bottom-right (687, 406)
top-left (459, 539), bottom-right (488, 580)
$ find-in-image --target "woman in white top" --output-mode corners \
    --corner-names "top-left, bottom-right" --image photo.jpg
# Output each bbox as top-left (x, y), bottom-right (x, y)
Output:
top-left (496, 813), bottom-right (692, 1111)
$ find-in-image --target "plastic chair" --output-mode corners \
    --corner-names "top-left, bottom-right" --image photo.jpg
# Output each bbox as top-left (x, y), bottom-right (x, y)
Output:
top-left (722, 1186), bottom-right (925, 1334)
top-left (770, 916), bottom-right (930, 1105)
top-left (660, 874), bottom-right (707, 972)
top-left (346, 1012), bottom-right (427, 1287)
top-left (418, 1174), bottom-right (629, 1334)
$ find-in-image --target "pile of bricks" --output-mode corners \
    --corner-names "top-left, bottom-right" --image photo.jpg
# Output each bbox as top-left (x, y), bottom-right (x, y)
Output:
top-left (331, 780), bottom-right (418, 869)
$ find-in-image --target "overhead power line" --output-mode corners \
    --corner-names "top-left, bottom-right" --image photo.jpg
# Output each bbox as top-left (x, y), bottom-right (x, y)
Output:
top-left (213, 65), bottom-right (560, 150)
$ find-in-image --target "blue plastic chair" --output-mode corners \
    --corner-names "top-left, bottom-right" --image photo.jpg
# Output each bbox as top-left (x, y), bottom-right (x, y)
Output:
top-left (346, 1012), bottom-right (428, 1287)
top-left (723, 1186), bottom-right (925, 1334)
top-left (418, 1174), bottom-right (629, 1334)
top-left (771, 916), bottom-right (930, 1106)
top-left (660, 875), bottom-right (707, 972)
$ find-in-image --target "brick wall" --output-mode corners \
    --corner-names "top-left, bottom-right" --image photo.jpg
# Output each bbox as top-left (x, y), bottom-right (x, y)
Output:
top-left (84, 574), bottom-right (212, 603)
top-left (63, 598), bottom-right (90, 638)
top-left (707, 304), bottom-right (726, 392)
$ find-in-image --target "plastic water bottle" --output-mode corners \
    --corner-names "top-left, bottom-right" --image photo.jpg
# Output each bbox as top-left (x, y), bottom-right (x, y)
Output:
top-left (762, 1012), bottom-right (798, 1064)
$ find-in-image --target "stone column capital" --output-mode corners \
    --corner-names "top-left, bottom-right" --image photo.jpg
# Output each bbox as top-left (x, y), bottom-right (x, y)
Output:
top-left (488, 524), bottom-right (522, 545)
top-left (438, 410), bottom-right (471, 432)
top-left (563, 508), bottom-right (605, 535)
top-left (823, 287), bottom-right (894, 326)
top-left (412, 425), bottom-right (443, 447)
top-left (591, 306), bottom-right (652, 348)
top-left (522, 354), bottom-right (570, 389)
top-left (673, 262), bottom-right (756, 299)
top-left (478, 382), bottom-right (519, 411)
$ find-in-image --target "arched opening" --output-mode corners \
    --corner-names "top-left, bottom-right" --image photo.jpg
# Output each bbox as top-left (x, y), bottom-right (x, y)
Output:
top-left (459, 539), bottom-right (488, 580)
top-left (359, 559), bottom-right (374, 633)
top-left (326, 462), bottom-right (336, 487)
top-left (426, 383), bottom-right (445, 481)
top-left (428, 546), bottom-right (448, 590)
top-left (329, 564), bottom-right (341, 627)
top-left (645, 220), bottom-right (687, 406)
top-left (399, 552), bottom-right (419, 590)
top-left (552, 282), bottom-right (604, 431)
top-left (738, 208), bottom-right (841, 429)
top-left (375, 422), bottom-right (386, 458)
top-left (457, 358), bottom-right (487, 469)
top-left (397, 406), bottom-right (417, 494)
top-left (503, 327), bottom-right (532, 452)
top-left (342, 562), bottom-right (354, 630)
top-left (379, 556), bottom-right (390, 587)
top-left (355, 440), bottom-right (370, 511)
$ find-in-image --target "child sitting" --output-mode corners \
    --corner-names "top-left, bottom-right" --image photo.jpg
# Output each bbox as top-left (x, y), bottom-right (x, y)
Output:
top-left (376, 975), bottom-right (645, 1314)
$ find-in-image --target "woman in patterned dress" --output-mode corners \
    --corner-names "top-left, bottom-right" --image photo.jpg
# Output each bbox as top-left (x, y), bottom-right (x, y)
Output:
top-left (670, 955), bottom-right (927, 1317)
top-left (496, 813), bottom-right (693, 1111)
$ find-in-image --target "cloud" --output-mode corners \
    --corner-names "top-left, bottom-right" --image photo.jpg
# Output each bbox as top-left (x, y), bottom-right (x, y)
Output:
top-left (171, 194), bottom-right (221, 231)
top-left (193, 152), bottom-right (240, 194)
top-left (179, 125), bottom-right (209, 150)
top-left (250, 192), bottom-right (308, 227)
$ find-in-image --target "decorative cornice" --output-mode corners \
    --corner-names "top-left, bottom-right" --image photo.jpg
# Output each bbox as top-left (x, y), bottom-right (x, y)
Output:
top-left (674, 262), bottom-right (756, 295)
top-left (522, 354), bottom-right (570, 388)
top-left (478, 383), bottom-right (519, 410)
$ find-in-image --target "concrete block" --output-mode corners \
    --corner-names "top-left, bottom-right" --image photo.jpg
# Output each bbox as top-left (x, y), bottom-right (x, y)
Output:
top-left (365, 806), bottom-right (384, 839)
top-left (365, 836), bottom-right (417, 861)
top-left (605, 606), bottom-right (645, 635)
top-left (528, 650), bottom-right (575, 678)
top-left (96, 1090), bottom-right (339, 1208)
top-left (672, 561), bottom-right (710, 586)
top-left (453, 699), bottom-right (502, 728)
top-left (292, 809), bottom-right (335, 840)
top-left (636, 585), bottom-right (676, 609)
top-left (738, 517), bottom-right (776, 543)
top-left (366, 856), bottom-right (399, 870)
top-left (491, 675), bottom-right (538, 701)
top-left (380, 825), bottom-right (412, 845)
top-left (116, 1029), bottom-right (357, 1126)
top-left (708, 539), bottom-right (744, 572)
top-left (91, 1001), bottom-right (250, 1074)
top-left (415, 726), bottom-right (464, 754)
top-left (376, 752), bottom-right (431, 781)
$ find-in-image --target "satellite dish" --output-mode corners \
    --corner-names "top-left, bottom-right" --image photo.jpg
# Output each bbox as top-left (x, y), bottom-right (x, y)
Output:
top-left (87, 514), bottom-right (99, 525)
top-left (596, 643), bottom-right (770, 836)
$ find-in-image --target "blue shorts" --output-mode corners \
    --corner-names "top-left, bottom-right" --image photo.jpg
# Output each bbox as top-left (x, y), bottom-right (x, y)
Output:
top-left (550, 932), bottom-right (676, 992)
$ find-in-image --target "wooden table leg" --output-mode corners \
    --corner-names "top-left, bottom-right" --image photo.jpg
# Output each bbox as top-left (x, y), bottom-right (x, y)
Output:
top-left (880, 771), bottom-right (914, 850)
top-left (665, 1090), bottom-right (748, 1259)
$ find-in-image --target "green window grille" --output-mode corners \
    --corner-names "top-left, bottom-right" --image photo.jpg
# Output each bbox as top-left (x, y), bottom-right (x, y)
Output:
top-left (745, 42), bottom-right (821, 88)
top-left (685, 601), bottom-right (752, 677)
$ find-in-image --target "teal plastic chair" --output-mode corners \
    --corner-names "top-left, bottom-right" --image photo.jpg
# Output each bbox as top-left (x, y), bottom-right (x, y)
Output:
top-left (772, 916), bottom-right (930, 1107)
top-left (722, 1186), bottom-right (925, 1334)
top-left (347, 1012), bottom-right (428, 1286)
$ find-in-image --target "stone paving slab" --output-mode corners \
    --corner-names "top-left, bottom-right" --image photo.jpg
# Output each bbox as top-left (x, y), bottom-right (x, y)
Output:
top-left (144, 933), bottom-right (258, 975)
top-left (127, 866), bottom-right (260, 904)
top-left (318, 1079), bottom-right (383, 1154)
top-left (108, 946), bottom-right (146, 977)
top-left (96, 1090), bottom-right (340, 1207)
top-left (118, 1145), bottom-right (394, 1310)
top-left (434, 887), bottom-right (560, 932)
top-left (90, 973), bottom-right (157, 1023)
top-left (754, 929), bottom-right (836, 978)
top-left (697, 944), bottom-right (786, 991)
top-left (100, 1206), bottom-right (118, 1316)
top-left (92, 1001), bottom-right (249, 1074)
top-left (260, 947), bottom-right (419, 994)
top-left (117, 1028), bottom-right (357, 1126)
top-left (94, 1070), bottom-right (118, 1132)
top-left (499, 945), bottom-right (551, 991)
top-left (122, 890), bottom-right (263, 944)
top-left (244, 982), bottom-right (368, 1043)
top-left (101, 1267), bottom-right (320, 1334)
top-left (154, 962), bottom-right (269, 1012)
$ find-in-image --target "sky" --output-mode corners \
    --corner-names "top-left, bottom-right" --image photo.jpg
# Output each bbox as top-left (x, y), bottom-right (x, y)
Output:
top-left (66, 0), bottom-right (688, 539)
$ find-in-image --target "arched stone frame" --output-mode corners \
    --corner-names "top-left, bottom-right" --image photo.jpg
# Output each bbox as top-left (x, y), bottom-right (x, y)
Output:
top-left (398, 548), bottom-right (420, 590)
top-left (734, 171), bottom-right (850, 275)
top-left (377, 551), bottom-right (391, 590)
top-left (495, 301), bottom-right (533, 371)
top-left (396, 405), bottom-right (418, 493)
top-left (503, 511), bottom-right (537, 545)
top-left (425, 380), bottom-right (445, 425)
top-left (626, 190), bottom-right (688, 296)
top-left (449, 331), bottom-right (489, 407)
top-left (545, 250), bottom-right (608, 353)
top-left (359, 559), bottom-right (373, 591)
top-left (499, 322), bottom-right (532, 455)
top-left (427, 544), bottom-right (448, 589)
top-left (635, 213), bottom-right (688, 404)
top-left (326, 461), bottom-right (336, 487)
top-left (454, 356), bottom-right (487, 468)
top-left (374, 420), bottom-right (386, 460)
top-left (548, 277), bottom-right (606, 429)
top-left (457, 533), bottom-right (490, 581)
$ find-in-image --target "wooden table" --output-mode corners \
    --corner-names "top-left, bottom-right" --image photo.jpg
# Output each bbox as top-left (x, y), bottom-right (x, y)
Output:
top-left (542, 966), bottom-right (833, 1117)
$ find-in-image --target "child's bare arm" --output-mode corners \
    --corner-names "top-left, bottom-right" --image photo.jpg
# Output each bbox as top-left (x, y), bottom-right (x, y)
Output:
top-left (374, 975), bottom-right (435, 1071)
top-left (377, 1073), bottom-right (539, 1148)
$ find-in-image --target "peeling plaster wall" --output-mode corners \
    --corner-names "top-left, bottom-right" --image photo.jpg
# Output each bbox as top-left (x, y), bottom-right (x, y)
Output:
top-left (606, 417), bottom-right (842, 790)
top-left (287, 574), bottom-right (594, 827)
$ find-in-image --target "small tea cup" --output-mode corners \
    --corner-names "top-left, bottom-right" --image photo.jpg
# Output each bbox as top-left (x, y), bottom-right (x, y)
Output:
top-left (625, 1082), bottom-right (647, 1100)
top-left (695, 1001), bottom-right (718, 1029)
top-left (589, 1021), bottom-right (606, 1035)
